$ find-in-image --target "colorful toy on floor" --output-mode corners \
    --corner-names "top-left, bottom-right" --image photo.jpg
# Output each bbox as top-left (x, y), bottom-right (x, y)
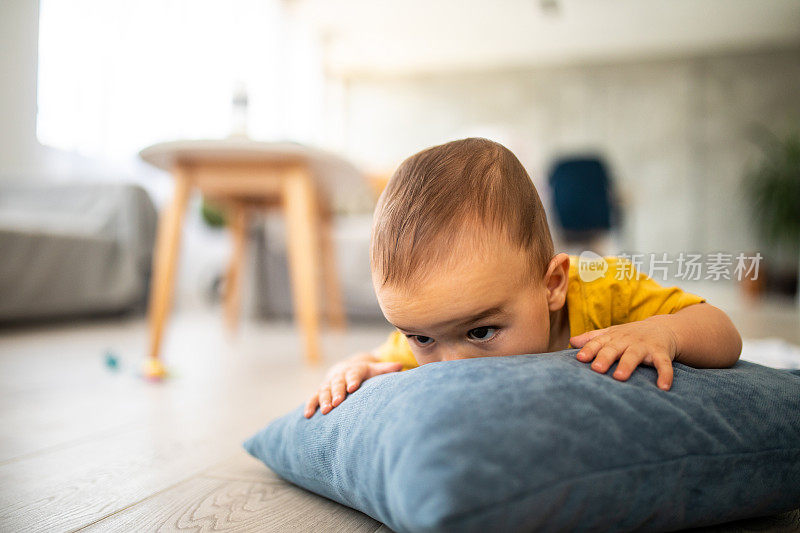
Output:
top-left (103, 350), bottom-right (120, 371)
top-left (143, 357), bottom-right (169, 381)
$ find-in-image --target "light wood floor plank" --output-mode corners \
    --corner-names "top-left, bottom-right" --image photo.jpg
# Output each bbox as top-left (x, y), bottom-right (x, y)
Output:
top-left (202, 453), bottom-right (281, 483)
top-left (79, 475), bottom-right (384, 532)
top-left (0, 311), bottom-right (389, 532)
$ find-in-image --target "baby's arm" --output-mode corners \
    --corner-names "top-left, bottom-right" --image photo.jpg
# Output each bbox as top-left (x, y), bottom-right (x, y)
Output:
top-left (652, 302), bottom-right (742, 368)
top-left (303, 350), bottom-right (402, 418)
top-left (570, 303), bottom-right (741, 390)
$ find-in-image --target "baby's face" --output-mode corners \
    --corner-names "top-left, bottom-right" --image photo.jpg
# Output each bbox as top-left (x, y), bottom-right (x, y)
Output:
top-left (374, 243), bottom-right (565, 365)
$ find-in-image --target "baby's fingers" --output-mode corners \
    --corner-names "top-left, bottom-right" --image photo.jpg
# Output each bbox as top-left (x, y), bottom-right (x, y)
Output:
top-left (330, 375), bottom-right (347, 407)
top-left (575, 335), bottom-right (610, 363)
top-left (366, 361), bottom-right (403, 379)
top-left (590, 344), bottom-right (624, 374)
top-left (570, 327), bottom-right (609, 349)
top-left (613, 347), bottom-right (645, 381)
top-left (345, 366), bottom-right (367, 394)
top-left (652, 354), bottom-right (674, 391)
top-left (318, 385), bottom-right (333, 415)
top-left (304, 395), bottom-right (320, 419)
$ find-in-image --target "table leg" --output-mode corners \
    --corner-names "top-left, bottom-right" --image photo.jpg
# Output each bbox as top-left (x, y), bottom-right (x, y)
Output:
top-left (224, 205), bottom-right (248, 332)
top-left (147, 169), bottom-right (191, 366)
top-left (319, 210), bottom-right (347, 330)
top-left (283, 167), bottom-right (322, 364)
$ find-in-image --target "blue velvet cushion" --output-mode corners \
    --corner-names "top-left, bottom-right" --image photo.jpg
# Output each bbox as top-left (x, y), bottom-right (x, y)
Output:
top-left (244, 349), bottom-right (800, 532)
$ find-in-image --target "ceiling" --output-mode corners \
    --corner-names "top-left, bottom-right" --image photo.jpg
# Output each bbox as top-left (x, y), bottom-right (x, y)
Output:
top-left (289, 0), bottom-right (800, 77)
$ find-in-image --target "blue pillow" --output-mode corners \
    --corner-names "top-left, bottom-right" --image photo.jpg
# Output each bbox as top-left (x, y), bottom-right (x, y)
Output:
top-left (244, 349), bottom-right (800, 532)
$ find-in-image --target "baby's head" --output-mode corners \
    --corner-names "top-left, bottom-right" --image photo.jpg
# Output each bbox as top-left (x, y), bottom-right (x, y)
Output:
top-left (371, 138), bottom-right (570, 364)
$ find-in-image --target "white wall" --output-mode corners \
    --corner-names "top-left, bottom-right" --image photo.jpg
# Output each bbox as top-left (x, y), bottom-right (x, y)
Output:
top-left (338, 49), bottom-right (800, 259)
top-left (0, 0), bottom-right (44, 177)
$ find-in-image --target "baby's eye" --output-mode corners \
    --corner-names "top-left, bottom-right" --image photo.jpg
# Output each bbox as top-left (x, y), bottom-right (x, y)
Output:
top-left (467, 327), bottom-right (498, 342)
top-left (410, 335), bottom-right (434, 346)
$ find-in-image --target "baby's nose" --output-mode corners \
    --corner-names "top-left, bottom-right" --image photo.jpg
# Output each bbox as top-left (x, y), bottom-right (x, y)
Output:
top-left (440, 349), bottom-right (470, 362)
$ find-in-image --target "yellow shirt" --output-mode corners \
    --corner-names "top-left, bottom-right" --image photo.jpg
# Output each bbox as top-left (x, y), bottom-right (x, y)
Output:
top-left (375, 255), bottom-right (705, 370)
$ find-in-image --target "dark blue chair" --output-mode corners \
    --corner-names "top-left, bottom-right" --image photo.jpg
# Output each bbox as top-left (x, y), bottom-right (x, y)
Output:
top-left (548, 156), bottom-right (615, 240)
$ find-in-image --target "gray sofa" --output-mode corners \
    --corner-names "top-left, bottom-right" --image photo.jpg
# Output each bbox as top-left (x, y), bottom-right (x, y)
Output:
top-left (0, 182), bottom-right (157, 321)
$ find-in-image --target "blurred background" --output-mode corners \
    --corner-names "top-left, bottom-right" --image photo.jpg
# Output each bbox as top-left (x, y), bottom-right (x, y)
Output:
top-left (1, 0), bottom-right (799, 338)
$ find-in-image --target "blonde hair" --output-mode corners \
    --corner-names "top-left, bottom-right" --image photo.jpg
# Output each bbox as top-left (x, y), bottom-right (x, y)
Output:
top-left (371, 138), bottom-right (554, 287)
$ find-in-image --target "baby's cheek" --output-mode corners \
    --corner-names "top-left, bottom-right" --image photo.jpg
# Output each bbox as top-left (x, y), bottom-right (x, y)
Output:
top-left (511, 327), bottom-right (550, 355)
top-left (409, 349), bottom-right (436, 365)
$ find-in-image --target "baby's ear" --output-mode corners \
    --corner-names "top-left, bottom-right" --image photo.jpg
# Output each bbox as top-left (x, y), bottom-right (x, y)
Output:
top-left (545, 253), bottom-right (570, 310)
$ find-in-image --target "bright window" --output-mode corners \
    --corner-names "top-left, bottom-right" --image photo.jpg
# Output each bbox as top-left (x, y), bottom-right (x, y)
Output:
top-left (37, 0), bottom-right (324, 162)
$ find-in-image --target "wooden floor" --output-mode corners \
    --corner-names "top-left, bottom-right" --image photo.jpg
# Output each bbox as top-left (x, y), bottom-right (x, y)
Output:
top-left (0, 310), bottom-right (392, 532)
top-left (1, 297), bottom-right (798, 532)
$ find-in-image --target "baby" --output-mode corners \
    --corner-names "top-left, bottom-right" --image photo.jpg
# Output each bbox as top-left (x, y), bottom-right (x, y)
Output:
top-left (304, 138), bottom-right (742, 418)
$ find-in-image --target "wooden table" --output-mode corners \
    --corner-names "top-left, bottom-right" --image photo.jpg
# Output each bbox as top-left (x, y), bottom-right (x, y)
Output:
top-left (140, 139), bottom-right (350, 368)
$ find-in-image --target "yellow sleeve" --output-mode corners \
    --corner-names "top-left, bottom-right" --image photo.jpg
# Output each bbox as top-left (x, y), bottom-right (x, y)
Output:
top-left (374, 330), bottom-right (419, 370)
top-left (626, 263), bottom-right (706, 323)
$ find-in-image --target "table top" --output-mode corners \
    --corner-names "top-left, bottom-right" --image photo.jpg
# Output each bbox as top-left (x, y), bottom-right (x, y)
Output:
top-left (139, 138), bottom-right (351, 171)
top-left (139, 138), bottom-right (375, 213)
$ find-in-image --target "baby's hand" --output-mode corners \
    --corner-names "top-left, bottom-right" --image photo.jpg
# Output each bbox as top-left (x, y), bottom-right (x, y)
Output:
top-left (569, 316), bottom-right (678, 391)
top-left (304, 352), bottom-right (402, 418)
